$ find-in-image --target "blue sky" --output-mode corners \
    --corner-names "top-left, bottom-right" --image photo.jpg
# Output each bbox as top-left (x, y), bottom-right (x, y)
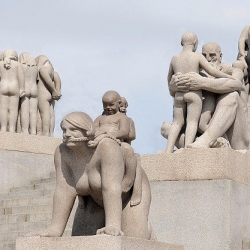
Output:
top-left (2, 0), bottom-right (250, 154)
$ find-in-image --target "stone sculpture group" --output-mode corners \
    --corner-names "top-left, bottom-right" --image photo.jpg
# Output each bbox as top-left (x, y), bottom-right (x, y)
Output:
top-left (0, 50), bottom-right (61, 136)
top-left (19, 25), bottom-right (250, 249)
top-left (162, 26), bottom-right (250, 152)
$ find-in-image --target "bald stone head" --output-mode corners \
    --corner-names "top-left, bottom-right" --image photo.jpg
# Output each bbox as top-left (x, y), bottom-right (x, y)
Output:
top-left (181, 32), bottom-right (198, 52)
top-left (202, 42), bottom-right (222, 68)
top-left (102, 90), bottom-right (121, 115)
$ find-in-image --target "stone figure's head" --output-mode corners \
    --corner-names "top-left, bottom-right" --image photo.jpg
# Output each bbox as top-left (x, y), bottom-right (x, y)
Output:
top-left (202, 42), bottom-right (222, 68)
top-left (19, 52), bottom-right (36, 67)
top-left (61, 112), bottom-right (95, 148)
top-left (181, 32), bottom-right (198, 52)
top-left (102, 91), bottom-right (121, 115)
top-left (35, 55), bottom-right (53, 70)
top-left (119, 97), bottom-right (128, 114)
top-left (4, 49), bottom-right (18, 61)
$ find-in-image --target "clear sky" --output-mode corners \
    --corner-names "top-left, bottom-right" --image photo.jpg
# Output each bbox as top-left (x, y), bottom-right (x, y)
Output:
top-left (2, 0), bottom-right (250, 154)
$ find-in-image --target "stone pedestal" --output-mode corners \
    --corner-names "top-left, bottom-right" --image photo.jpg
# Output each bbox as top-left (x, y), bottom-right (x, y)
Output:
top-left (142, 148), bottom-right (250, 250)
top-left (0, 133), bottom-right (61, 193)
top-left (16, 236), bottom-right (183, 250)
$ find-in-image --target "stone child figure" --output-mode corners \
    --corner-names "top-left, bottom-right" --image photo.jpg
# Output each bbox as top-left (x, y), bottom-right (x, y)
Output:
top-left (18, 52), bottom-right (38, 135)
top-left (26, 112), bottom-right (152, 238)
top-left (0, 49), bottom-right (25, 132)
top-left (89, 91), bottom-right (137, 193)
top-left (166, 32), bottom-right (233, 153)
top-left (119, 97), bottom-right (136, 144)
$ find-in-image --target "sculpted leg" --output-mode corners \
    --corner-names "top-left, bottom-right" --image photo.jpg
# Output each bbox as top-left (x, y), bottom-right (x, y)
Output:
top-left (121, 170), bottom-right (151, 239)
top-left (0, 95), bottom-right (8, 132)
top-left (49, 100), bottom-right (55, 136)
top-left (20, 96), bottom-right (29, 134)
top-left (38, 98), bottom-right (50, 136)
top-left (166, 93), bottom-right (186, 153)
top-left (9, 95), bottom-right (19, 133)
top-left (184, 91), bottom-right (202, 146)
top-left (29, 97), bottom-right (38, 135)
top-left (188, 91), bottom-right (239, 148)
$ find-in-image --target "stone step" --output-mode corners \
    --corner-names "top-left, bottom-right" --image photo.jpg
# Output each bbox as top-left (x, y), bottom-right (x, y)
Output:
top-left (2, 204), bottom-right (52, 215)
top-left (30, 177), bottom-right (56, 185)
top-left (0, 188), bottom-right (55, 200)
top-left (9, 182), bottom-right (55, 193)
top-left (0, 195), bottom-right (53, 208)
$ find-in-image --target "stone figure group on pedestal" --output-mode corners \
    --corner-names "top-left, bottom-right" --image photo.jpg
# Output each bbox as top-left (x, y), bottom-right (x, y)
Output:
top-left (26, 91), bottom-right (153, 240)
top-left (0, 50), bottom-right (61, 136)
top-left (162, 28), bottom-right (250, 153)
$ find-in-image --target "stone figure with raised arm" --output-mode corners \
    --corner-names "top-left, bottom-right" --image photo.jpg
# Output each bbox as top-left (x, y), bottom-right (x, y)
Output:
top-left (166, 32), bottom-right (233, 153)
top-left (26, 111), bottom-right (152, 239)
top-left (88, 91), bottom-right (137, 193)
top-left (236, 25), bottom-right (250, 84)
top-left (119, 96), bottom-right (136, 144)
top-left (18, 52), bottom-right (38, 135)
top-left (36, 55), bottom-right (61, 136)
top-left (168, 42), bottom-right (249, 150)
top-left (0, 49), bottom-right (25, 132)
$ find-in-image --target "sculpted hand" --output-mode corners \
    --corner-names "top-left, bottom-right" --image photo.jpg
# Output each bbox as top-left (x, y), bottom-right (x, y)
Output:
top-left (177, 72), bottom-right (202, 91)
top-left (52, 90), bottom-right (62, 100)
top-left (20, 90), bottom-right (26, 98)
top-left (96, 226), bottom-right (124, 236)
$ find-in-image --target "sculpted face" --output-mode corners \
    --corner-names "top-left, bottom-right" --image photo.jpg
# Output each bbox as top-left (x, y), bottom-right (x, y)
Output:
top-left (61, 120), bottom-right (86, 148)
top-left (4, 49), bottom-right (18, 61)
top-left (102, 91), bottom-right (121, 115)
top-left (202, 43), bottom-right (222, 68)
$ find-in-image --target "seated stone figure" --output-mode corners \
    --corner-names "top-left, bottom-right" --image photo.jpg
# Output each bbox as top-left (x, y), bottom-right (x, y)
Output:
top-left (26, 111), bottom-right (152, 239)
top-left (89, 91), bottom-right (137, 193)
top-left (166, 32), bottom-right (233, 153)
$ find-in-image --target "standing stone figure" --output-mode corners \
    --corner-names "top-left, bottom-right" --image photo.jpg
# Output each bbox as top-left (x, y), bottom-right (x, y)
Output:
top-left (26, 111), bottom-right (152, 239)
top-left (166, 32), bottom-right (233, 153)
top-left (36, 55), bottom-right (61, 136)
top-left (18, 52), bottom-right (38, 135)
top-left (0, 49), bottom-right (25, 132)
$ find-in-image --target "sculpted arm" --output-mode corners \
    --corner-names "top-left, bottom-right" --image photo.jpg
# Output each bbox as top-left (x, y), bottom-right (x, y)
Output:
top-left (18, 64), bottom-right (25, 97)
top-left (238, 26), bottom-right (249, 58)
top-left (109, 115), bottom-right (129, 139)
top-left (52, 71), bottom-right (62, 100)
top-left (174, 72), bottom-right (242, 94)
top-left (198, 55), bottom-right (234, 79)
top-left (167, 61), bottom-right (175, 97)
top-left (39, 67), bottom-right (57, 96)
top-left (26, 146), bottom-right (77, 237)
top-left (97, 139), bottom-right (124, 235)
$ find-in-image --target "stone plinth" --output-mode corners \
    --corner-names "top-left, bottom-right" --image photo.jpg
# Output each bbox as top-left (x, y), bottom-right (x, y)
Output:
top-left (0, 132), bottom-right (61, 155)
top-left (0, 133), bottom-right (61, 193)
top-left (142, 148), bottom-right (250, 250)
top-left (16, 236), bottom-right (183, 250)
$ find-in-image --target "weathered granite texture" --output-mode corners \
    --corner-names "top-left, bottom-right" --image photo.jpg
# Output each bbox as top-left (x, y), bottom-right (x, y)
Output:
top-left (16, 236), bottom-right (183, 250)
top-left (142, 148), bottom-right (250, 250)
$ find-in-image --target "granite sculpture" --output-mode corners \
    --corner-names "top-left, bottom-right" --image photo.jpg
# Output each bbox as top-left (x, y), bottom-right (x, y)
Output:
top-left (0, 49), bottom-right (25, 133)
top-left (119, 96), bottom-right (136, 144)
top-left (18, 52), bottom-right (38, 135)
top-left (163, 40), bottom-right (249, 151)
top-left (166, 32), bottom-right (233, 153)
top-left (26, 111), bottom-right (152, 239)
top-left (36, 55), bottom-right (61, 136)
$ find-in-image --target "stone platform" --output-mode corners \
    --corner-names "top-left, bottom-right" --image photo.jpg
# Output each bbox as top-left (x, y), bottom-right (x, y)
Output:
top-left (16, 236), bottom-right (183, 250)
top-left (142, 148), bottom-right (250, 250)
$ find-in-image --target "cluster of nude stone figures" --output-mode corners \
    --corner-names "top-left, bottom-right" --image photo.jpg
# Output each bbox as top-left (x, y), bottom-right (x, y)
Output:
top-left (0, 49), bottom-right (61, 136)
top-left (162, 25), bottom-right (250, 153)
top-left (24, 25), bottom-right (250, 242)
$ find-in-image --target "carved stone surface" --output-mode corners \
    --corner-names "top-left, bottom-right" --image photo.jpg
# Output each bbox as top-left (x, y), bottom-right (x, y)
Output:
top-left (25, 111), bottom-right (152, 239)
top-left (16, 236), bottom-right (183, 250)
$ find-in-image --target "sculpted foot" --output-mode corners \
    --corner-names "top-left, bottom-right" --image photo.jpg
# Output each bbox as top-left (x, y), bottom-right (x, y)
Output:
top-left (211, 137), bottom-right (231, 148)
top-left (96, 226), bottom-right (124, 236)
top-left (187, 137), bottom-right (210, 149)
